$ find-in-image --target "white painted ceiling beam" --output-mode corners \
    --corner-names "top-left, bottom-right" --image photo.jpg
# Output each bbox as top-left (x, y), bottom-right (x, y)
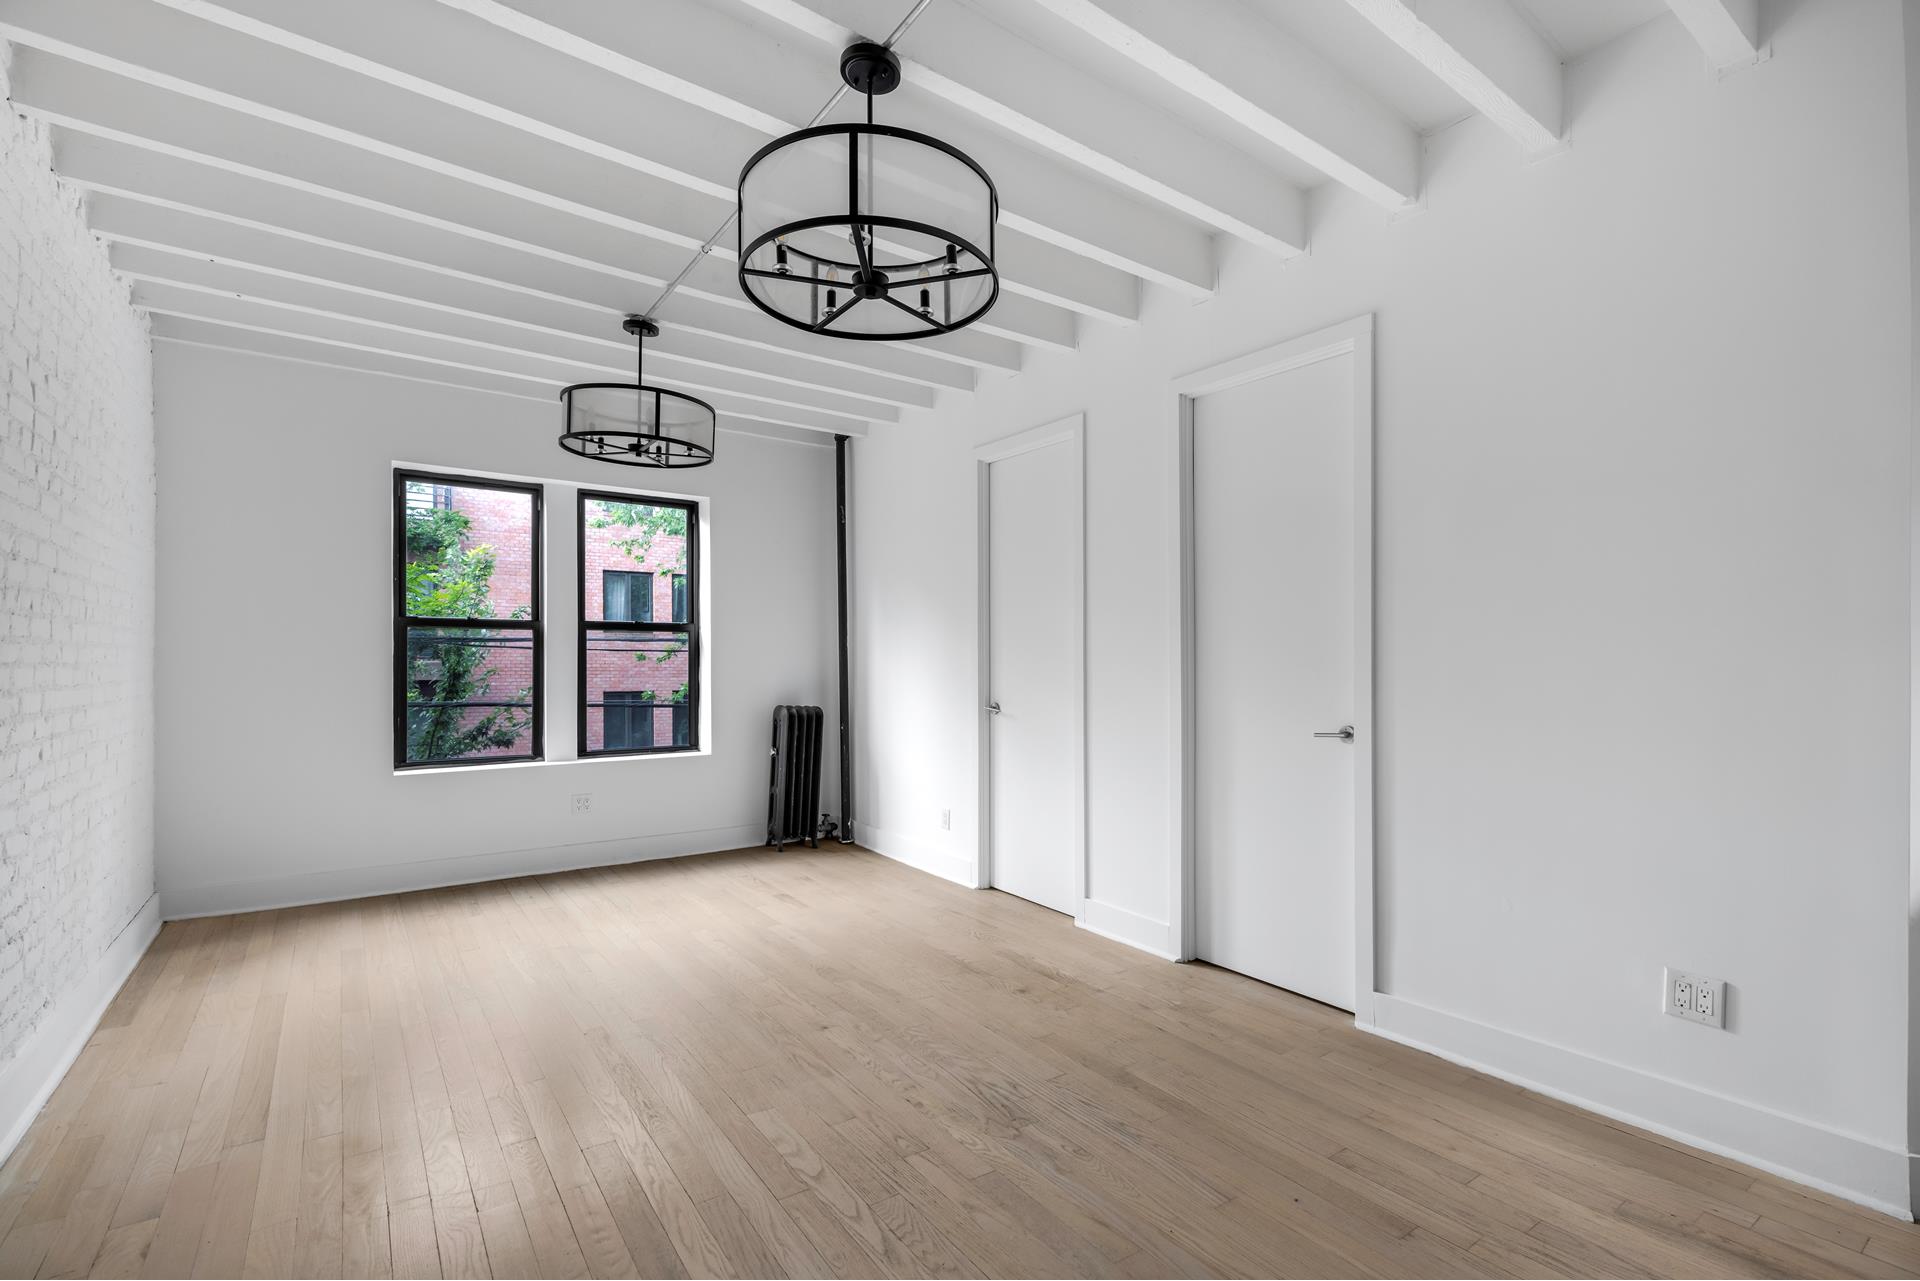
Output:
top-left (104, 239), bottom-right (930, 413)
top-left (1339, 0), bottom-right (1562, 156)
top-left (122, 268), bottom-right (897, 424)
top-left (0, 5), bottom-right (716, 250)
top-left (132, 285), bottom-right (876, 437)
top-left (0, 8), bottom-right (1110, 336)
top-left (1023, 0), bottom-right (1421, 209)
top-left (727, 0), bottom-right (1306, 256)
top-left (152, 319), bottom-right (852, 446)
top-left (155, 326), bottom-right (552, 405)
top-left (55, 137), bottom-right (980, 393)
top-left (170, 0), bottom-right (1205, 300)
top-left (1664, 0), bottom-right (1762, 71)
top-left (15, 83), bottom-right (1026, 374)
top-left (83, 198), bottom-right (939, 408)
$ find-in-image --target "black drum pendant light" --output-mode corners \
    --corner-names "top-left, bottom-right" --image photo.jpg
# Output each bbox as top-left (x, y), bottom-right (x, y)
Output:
top-left (558, 316), bottom-right (716, 468)
top-left (737, 41), bottom-right (999, 340)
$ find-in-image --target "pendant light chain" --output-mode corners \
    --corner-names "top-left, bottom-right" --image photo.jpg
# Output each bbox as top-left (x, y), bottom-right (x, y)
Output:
top-left (640, 0), bottom-right (940, 326)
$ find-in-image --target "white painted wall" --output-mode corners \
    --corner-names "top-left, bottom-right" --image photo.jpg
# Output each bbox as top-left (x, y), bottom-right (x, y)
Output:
top-left (1907, 0), bottom-right (1920, 1220)
top-left (852, 0), bottom-right (1914, 1213)
top-left (153, 344), bottom-right (840, 918)
top-left (0, 49), bottom-right (156, 1156)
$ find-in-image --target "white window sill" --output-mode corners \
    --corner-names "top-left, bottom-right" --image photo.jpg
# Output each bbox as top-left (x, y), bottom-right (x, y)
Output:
top-left (394, 747), bottom-right (712, 777)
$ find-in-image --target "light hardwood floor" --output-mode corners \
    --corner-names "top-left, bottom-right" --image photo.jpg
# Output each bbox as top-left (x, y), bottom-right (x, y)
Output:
top-left (2, 845), bottom-right (1916, 1279)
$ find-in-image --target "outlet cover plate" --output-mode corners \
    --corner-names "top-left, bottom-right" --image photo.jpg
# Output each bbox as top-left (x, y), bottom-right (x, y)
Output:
top-left (572, 793), bottom-right (592, 814)
top-left (1664, 967), bottom-right (1725, 1028)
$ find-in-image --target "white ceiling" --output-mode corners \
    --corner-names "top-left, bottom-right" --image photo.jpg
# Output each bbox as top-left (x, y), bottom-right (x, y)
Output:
top-left (0, 0), bottom-right (1710, 442)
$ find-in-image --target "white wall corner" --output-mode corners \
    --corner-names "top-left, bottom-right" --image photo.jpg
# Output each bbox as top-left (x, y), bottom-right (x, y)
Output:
top-left (0, 896), bottom-right (160, 1167)
top-left (858, 825), bottom-right (977, 888)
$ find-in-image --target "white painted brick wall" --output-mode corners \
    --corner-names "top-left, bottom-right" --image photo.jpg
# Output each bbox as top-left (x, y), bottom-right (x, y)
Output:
top-left (0, 49), bottom-right (155, 1076)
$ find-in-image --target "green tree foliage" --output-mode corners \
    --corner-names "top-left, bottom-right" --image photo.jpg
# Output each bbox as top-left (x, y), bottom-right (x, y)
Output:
top-left (588, 499), bottom-right (688, 572)
top-left (589, 500), bottom-right (689, 673)
top-left (403, 498), bottom-right (531, 761)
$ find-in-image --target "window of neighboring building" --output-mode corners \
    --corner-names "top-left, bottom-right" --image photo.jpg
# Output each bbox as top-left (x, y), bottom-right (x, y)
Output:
top-left (404, 482), bottom-right (454, 512)
top-left (580, 491), bottom-right (698, 756)
top-left (603, 570), bottom-right (654, 622)
top-left (394, 470), bottom-right (542, 768)
top-left (603, 691), bottom-right (655, 750)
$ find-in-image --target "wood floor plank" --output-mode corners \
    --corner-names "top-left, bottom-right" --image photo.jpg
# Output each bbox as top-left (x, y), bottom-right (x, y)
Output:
top-left (139, 1160), bottom-right (216, 1279)
top-left (86, 1219), bottom-right (156, 1279)
top-left (292, 1132), bottom-right (343, 1278)
top-left (429, 1192), bottom-right (491, 1281)
top-left (386, 1196), bottom-right (441, 1280)
top-left (579, 1144), bottom-right (688, 1280)
top-left (471, 1183), bottom-right (536, 1280)
top-left (556, 1178), bottom-right (638, 1279)
top-left (338, 1210), bottom-right (390, 1281)
top-left (12, 847), bottom-right (1920, 1280)
top-left (192, 1141), bottom-right (263, 1280)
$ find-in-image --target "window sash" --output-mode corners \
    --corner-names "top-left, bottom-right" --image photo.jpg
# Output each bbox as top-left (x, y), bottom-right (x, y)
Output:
top-left (393, 469), bottom-right (544, 769)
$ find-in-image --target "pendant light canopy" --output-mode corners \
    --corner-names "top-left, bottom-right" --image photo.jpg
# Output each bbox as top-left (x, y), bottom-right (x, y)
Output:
top-left (558, 317), bottom-right (716, 468)
top-left (737, 41), bottom-right (999, 341)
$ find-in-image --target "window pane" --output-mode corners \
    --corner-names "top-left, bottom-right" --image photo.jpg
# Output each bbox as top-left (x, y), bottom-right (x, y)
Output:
top-left (402, 625), bottom-right (535, 763)
top-left (583, 498), bottom-right (687, 625)
top-left (402, 480), bottom-right (535, 620)
top-left (603, 690), bottom-right (656, 750)
top-left (584, 629), bottom-right (688, 752)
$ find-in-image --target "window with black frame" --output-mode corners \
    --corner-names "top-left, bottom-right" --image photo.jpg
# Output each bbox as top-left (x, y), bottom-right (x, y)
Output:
top-left (394, 470), bottom-right (542, 768)
top-left (580, 491), bottom-right (698, 755)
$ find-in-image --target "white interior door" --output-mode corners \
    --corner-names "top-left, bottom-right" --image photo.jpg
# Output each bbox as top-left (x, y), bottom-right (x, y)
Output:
top-left (1193, 351), bottom-right (1358, 1009)
top-left (986, 436), bottom-right (1079, 916)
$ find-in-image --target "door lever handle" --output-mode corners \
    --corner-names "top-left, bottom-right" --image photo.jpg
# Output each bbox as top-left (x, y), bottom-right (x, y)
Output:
top-left (1314, 725), bottom-right (1355, 742)
top-left (985, 702), bottom-right (1001, 715)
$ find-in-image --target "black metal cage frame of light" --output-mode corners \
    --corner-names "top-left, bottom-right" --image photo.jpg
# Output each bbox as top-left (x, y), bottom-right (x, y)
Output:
top-left (558, 317), bottom-right (716, 469)
top-left (736, 41), bottom-right (999, 341)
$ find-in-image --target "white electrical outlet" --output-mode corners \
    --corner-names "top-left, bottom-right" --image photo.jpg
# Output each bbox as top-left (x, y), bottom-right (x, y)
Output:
top-left (940, 808), bottom-right (952, 831)
top-left (1664, 967), bottom-right (1725, 1028)
top-left (571, 793), bottom-right (592, 814)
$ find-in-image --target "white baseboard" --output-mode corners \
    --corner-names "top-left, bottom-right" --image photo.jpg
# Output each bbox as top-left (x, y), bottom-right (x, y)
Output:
top-left (1368, 992), bottom-right (1911, 1221)
top-left (857, 823), bottom-right (976, 887)
top-left (0, 894), bottom-right (161, 1167)
top-left (160, 824), bottom-right (765, 919)
top-left (1079, 897), bottom-right (1178, 960)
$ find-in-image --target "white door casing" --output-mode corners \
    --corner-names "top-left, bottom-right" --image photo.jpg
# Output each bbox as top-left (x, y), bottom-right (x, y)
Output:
top-left (1192, 351), bottom-right (1356, 1009)
top-left (1170, 317), bottom-right (1376, 1023)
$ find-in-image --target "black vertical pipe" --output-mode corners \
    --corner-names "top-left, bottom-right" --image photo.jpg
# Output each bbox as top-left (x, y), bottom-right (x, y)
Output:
top-left (835, 434), bottom-right (854, 843)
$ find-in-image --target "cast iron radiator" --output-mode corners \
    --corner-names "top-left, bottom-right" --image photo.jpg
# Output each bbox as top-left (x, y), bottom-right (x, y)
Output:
top-left (766, 705), bottom-right (824, 850)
